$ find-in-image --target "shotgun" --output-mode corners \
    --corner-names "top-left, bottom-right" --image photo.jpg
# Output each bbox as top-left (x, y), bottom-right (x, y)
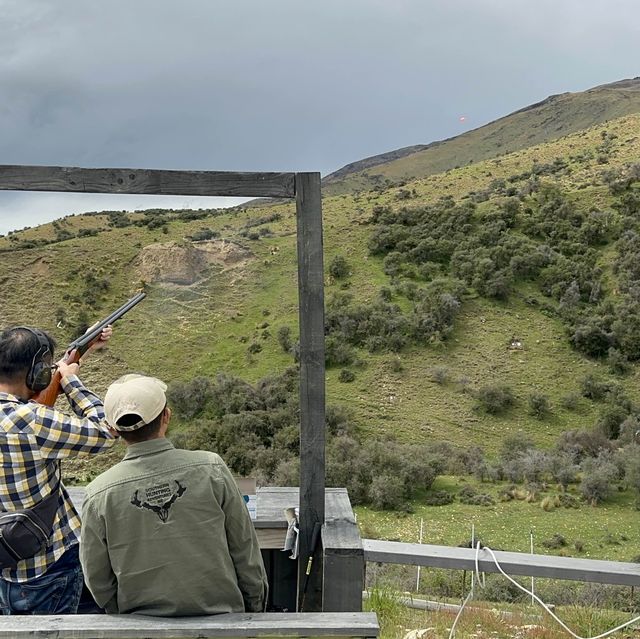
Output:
top-left (34, 292), bottom-right (146, 406)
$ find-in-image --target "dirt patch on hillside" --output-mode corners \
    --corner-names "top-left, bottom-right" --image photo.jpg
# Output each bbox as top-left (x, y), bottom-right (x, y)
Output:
top-left (25, 256), bottom-right (53, 277)
top-left (136, 240), bottom-right (252, 285)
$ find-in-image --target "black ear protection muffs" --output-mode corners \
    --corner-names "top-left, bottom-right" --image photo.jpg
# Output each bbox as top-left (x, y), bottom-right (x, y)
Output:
top-left (13, 327), bottom-right (53, 392)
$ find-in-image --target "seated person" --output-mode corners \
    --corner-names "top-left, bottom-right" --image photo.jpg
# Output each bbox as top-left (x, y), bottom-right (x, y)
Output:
top-left (80, 374), bottom-right (267, 615)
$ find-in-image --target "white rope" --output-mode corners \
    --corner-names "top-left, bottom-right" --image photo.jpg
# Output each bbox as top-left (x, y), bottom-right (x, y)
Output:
top-left (448, 542), bottom-right (640, 639)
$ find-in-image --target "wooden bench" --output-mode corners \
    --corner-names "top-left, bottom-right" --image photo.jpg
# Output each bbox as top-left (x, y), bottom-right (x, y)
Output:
top-left (0, 611), bottom-right (379, 639)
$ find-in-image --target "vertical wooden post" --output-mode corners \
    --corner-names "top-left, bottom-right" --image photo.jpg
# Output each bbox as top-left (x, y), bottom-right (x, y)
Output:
top-left (295, 172), bottom-right (325, 612)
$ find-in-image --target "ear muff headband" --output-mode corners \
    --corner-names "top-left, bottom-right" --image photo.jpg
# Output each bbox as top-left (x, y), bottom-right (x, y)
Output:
top-left (13, 327), bottom-right (52, 392)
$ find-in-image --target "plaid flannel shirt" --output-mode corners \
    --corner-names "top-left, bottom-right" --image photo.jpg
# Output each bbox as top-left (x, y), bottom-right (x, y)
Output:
top-left (0, 374), bottom-right (116, 582)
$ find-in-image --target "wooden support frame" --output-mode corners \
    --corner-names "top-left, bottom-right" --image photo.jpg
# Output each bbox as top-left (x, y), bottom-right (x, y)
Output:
top-left (0, 164), bottom-right (326, 611)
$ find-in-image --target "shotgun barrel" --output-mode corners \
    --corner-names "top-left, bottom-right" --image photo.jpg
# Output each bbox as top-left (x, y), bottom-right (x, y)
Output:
top-left (33, 292), bottom-right (146, 406)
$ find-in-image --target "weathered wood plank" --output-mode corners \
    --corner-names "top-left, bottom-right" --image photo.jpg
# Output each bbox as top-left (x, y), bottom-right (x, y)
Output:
top-left (0, 611), bottom-right (379, 639)
top-left (323, 520), bottom-right (364, 612)
top-left (0, 165), bottom-right (296, 198)
top-left (295, 172), bottom-right (325, 612)
top-left (363, 539), bottom-right (640, 586)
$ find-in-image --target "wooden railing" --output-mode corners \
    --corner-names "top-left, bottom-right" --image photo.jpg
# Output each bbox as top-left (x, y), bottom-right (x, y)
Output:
top-left (363, 538), bottom-right (640, 586)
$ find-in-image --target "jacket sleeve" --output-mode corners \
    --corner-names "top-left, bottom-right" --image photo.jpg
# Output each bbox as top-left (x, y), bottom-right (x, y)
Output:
top-left (79, 496), bottom-right (119, 613)
top-left (219, 462), bottom-right (268, 612)
top-left (27, 375), bottom-right (116, 459)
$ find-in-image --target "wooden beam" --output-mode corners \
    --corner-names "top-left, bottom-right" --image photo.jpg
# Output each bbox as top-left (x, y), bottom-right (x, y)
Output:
top-left (295, 172), bottom-right (326, 612)
top-left (322, 520), bottom-right (364, 612)
top-left (363, 539), bottom-right (640, 587)
top-left (322, 490), bottom-right (364, 612)
top-left (0, 165), bottom-right (296, 198)
top-left (0, 612), bottom-right (380, 639)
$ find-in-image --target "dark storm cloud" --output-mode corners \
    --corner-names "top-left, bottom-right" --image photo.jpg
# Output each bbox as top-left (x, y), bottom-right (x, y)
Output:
top-left (1, 0), bottom-right (639, 233)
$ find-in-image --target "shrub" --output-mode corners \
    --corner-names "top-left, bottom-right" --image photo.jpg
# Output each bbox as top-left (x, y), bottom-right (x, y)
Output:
top-left (476, 384), bottom-right (515, 414)
top-left (560, 392), bottom-right (581, 411)
top-left (325, 335), bottom-right (356, 366)
top-left (556, 428), bottom-right (613, 463)
top-left (580, 375), bottom-right (612, 401)
top-left (580, 455), bottom-right (618, 504)
top-left (477, 575), bottom-right (526, 603)
top-left (518, 449), bottom-right (549, 483)
top-left (596, 405), bottom-right (629, 440)
top-left (188, 228), bottom-right (219, 241)
top-left (369, 474), bottom-right (405, 510)
top-left (247, 342), bottom-right (262, 354)
top-left (77, 228), bottom-right (99, 238)
top-left (277, 326), bottom-right (293, 353)
top-left (608, 347), bottom-right (630, 375)
top-left (167, 377), bottom-right (214, 419)
top-left (389, 356), bottom-right (403, 373)
top-left (430, 366), bottom-right (449, 384)
top-left (542, 533), bottom-right (567, 549)
top-left (329, 255), bottom-right (350, 279)
top-left (458, 485), bottom-right (495, 506)
top-left (548, 452), bottom-right (579, 490)
top-left (557, 493), bottom-right (580, 509)
top-left (424, 490), bottom-right (454, 506)
top-left (541, 496), bottom-right (559, 511)
top-left (338, 369), bottom-right (355, 383)
top-left (528, 392), bottom-right (551, 419)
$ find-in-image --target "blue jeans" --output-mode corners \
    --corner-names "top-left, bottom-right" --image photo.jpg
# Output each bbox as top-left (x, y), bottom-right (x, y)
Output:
top-left (0, 544), bottom-right (83, 615)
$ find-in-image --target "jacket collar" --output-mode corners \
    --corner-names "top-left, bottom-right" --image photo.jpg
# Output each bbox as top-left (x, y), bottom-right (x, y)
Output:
top-left (123, 437), bottom-right (175, 460)
top-left (0, 391), bottom-right (25, 403)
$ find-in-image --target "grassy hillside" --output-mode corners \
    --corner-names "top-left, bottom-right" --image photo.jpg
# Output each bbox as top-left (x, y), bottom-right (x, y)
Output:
top-left (324, 77), bottom-right (640, 195)
top-left (1, 114), bottom-right (639, 460)
top-left (2, 110), bottom-right (640, 573)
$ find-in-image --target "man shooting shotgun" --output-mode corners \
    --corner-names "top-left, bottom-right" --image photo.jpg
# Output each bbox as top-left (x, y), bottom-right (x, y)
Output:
top-left (0, 292), bottom-right (145, 615)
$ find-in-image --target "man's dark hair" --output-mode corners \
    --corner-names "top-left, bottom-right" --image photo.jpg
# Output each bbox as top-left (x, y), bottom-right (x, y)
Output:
top-left (117, 407), bottom-right (166, 444)
top-left (0, 327), bottom-right (56, 384)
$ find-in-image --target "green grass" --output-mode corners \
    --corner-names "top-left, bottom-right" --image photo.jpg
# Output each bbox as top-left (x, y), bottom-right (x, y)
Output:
top-left (356, 476), bottom-right (640, 563)
top-left (365, 587), bottom-right (640, 639)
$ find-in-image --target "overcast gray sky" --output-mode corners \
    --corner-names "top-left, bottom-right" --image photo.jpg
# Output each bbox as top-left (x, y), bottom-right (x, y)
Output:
top-left (1, 0), bottom-right (639, 234)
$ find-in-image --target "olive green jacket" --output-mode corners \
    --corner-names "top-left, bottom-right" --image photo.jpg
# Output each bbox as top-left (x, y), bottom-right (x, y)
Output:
top-left (80, 438), bottom-right (267, 616)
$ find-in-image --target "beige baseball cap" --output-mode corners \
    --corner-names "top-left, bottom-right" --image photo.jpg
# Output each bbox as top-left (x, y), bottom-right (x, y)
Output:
top-left (104, 374), bottom-right (167, 431)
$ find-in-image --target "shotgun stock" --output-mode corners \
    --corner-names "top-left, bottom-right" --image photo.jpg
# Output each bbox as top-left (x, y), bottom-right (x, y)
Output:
top-left (34, 292), bottom-right (146, 406)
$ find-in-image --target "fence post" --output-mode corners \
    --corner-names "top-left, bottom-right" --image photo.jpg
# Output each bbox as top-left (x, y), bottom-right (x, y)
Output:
top-left (295, 172), bottom-right (325, 611)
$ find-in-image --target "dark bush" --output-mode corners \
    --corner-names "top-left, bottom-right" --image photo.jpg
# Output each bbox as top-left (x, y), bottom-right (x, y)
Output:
top-left (556, 428), bottom-right (613, 463)
top-left (167, 377), bottom-right (214, 419)
top-left (580, 454), bottom-right (618, 504)
top-left (542, 534), bottom-right (567, 549)
top-left (338, 369), bottom-right (355, 383)
top-left (476, 384), bottom-right (515, 415)
top-left (329, 255), bottom-right (350, 279)
top-left (325, 335), bottom-right (356, 366)
top-left (424, 491), bottom-right (454, 506)
top-left (188, 228), bottom-right (220, 241)
top-left (369, 475), bottom-right (405, 510)
top-left (277, 326), bottom-right (293, 353)
top-left (596, 405), bottom-right (629, 439)
top-left (528, 392), bottom-right (551, 419)
top-left (247, 342), bottom-right (262, 354)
